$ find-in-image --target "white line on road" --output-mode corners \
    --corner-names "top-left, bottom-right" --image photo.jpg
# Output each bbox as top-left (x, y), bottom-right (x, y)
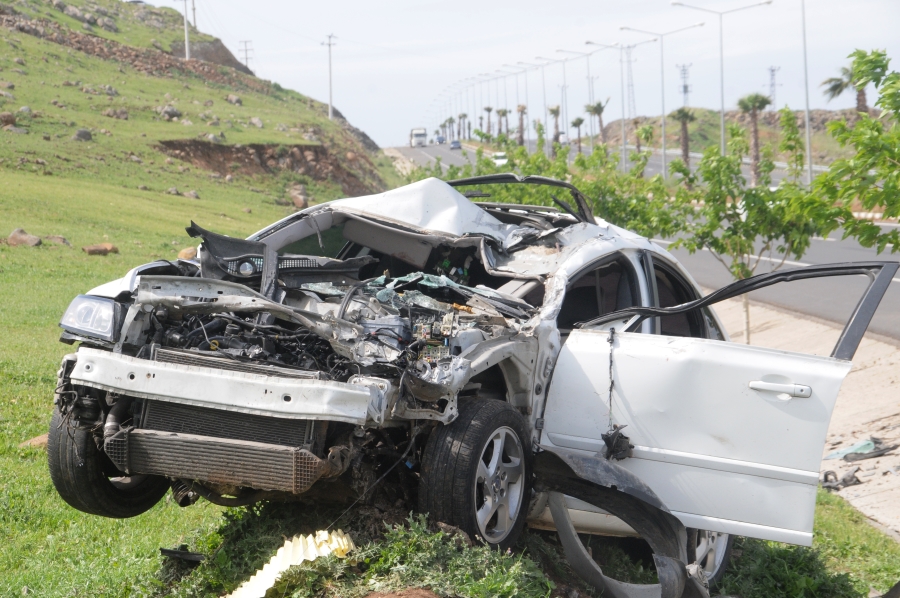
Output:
top-left (653, 239), bottom-right (900, 284)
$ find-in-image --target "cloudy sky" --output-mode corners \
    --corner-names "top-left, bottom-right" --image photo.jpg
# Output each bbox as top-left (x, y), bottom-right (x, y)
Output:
top-left (165, 0), bottom-right (900, 147)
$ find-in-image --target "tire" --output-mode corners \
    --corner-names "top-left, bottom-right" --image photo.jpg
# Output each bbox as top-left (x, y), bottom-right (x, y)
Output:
top-left (419, 399), bottom-right (532, 549)
top-left (687, 528), bottom-right (734, 589)
top-left (47, 406), bottom-right (169, 518)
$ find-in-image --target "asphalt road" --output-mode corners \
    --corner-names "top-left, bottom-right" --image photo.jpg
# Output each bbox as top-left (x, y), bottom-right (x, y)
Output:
top-left (657, 233), bottom-right (900, 342)
top-left (394, 144), bottom-right (899, 340)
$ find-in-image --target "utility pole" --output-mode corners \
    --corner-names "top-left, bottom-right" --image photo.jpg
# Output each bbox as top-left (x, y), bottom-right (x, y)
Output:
top-left (322, 34), bottom-right (336, 120)
top-left (624, 47), bottom-right (637, 120)
top-left (191, 0), bottom-right (196, 29)
top-left (181, 0), bottom-right (190, 60)
top-left (239, 41), bottom-right (253, 69)
top-left (768, 66), bottom-right (781, 109)
top-left (677, 63), bottom-right (692, 106)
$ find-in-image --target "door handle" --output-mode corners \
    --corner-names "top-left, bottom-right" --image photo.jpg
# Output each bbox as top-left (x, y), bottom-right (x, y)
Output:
top-left (749, 380), bottom-right (812, 399)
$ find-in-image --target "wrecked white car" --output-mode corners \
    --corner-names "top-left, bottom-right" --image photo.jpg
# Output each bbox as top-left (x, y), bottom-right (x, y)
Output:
top-left (49, 175), bottom-right (897, 597)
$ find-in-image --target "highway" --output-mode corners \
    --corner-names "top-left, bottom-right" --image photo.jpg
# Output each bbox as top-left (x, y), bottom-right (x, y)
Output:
top-left (393, 142), bottom-right (900, 340)
top-left (394, 142), bottom-right (817, 185)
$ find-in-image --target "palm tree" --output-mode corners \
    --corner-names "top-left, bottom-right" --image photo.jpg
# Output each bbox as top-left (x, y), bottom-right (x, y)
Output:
top-left (670, 107), bottom-right (696, 169)
top-left (516, 105), bottom-right (526, 146)
top-left (737, 93), bottom-right (772, 187)
top-left (478, 116), bottom-right (483, 134)
top-left (822, 65), bottom-right (868, 113)
top-left (496, 108), bottom-right (507, 137)
top-left (458, 113), bottom-right (466, 140)
top-left (571, 117), bottom-right (585, 154)
top-left (585, 100), bottom-right (609, 144)
top-left (484, 107), bottom-right (493, 137)
top-left (548, 105), bottom-right (561, 144)
top-left (446, 116), bottom-right (456, 141)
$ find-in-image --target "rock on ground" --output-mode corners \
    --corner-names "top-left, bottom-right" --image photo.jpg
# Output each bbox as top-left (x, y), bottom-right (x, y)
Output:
top-left (177, 246), bottom-right (197, 260)
top-left (0, 112), bottom-right (15, 126)
top-left (72, 128), bottom-right (92, 141)
top-left (44, 235), bottom-right (71, 246)
top-left (8, 228), bottom-right (41, 246)
top-left (225, 94), bottom-right (242, 105)
top-left (19, 434), bottom-right (48, 449)
top-left (183, 190), bottom-right (199, 199)
top-left (249, 116), bottom-right (263, 128)
top-left (82, 243), bottom-right (118, 255)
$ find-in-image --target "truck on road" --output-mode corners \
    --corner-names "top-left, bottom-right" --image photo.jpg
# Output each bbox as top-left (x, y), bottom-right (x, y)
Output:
top-left (409, 128), bottom-right (427, 147)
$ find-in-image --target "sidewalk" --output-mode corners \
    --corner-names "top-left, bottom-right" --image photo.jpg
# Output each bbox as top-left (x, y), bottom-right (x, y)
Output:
top-left (711, 295), bottom-right (900, 538)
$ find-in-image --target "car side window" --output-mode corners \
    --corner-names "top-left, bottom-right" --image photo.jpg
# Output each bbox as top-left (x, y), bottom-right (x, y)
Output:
top-left (653, 264), bottom-right (705, 338)
top-left (557, 257), bottom-right (638, 332)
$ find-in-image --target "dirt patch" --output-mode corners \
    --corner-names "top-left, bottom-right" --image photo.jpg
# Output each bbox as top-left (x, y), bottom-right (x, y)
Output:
top-left (157, 140), bottom-right (383, 197)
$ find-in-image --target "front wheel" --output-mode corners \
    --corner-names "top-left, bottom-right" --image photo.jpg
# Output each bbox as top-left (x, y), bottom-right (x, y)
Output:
top-left (47, 405), bottom-right (169, 518)
top-left (688, 528), bottom-right (733, 589)
top-left (419, 399), bottom-right (532, 549)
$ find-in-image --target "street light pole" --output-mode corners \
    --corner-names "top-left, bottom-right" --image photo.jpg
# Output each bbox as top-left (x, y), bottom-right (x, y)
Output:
top-left (520, 61), bottom-right (550, 154)
top-left (620, 23), bottom-right (704, 180)
top-left (322, 34), bottom-right (337, 120)
top-left (673, 0), bottom-right (772, 155)
top-left (181, 0), bottom-right (190, 60)
top-left (587, 41), bottom-right (637, 171)
top-left (800, 0), bottom-right (813, 185)
top-left (503, 64), bottom-right (530, 150)
top-left (557, 49), bottom-right (594, 153)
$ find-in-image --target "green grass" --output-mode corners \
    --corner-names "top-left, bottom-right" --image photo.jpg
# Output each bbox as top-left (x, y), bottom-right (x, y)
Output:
top-left (11, 0), bottom-right (218, 53)
top-left (0, 7), bottom-right (898, 596)
top-left (0, 28), bottom-right (393, 202)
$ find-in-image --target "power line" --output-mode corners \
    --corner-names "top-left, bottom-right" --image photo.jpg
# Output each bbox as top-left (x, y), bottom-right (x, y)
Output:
top-left (676, 63), bottom-right (692, 107)
top-left (239, 40), bottom-right (253, 69)
top-left (768, 66), bottom-right (781, 109)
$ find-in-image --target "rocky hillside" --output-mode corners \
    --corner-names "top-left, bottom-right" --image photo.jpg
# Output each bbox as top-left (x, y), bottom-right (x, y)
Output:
top-left (0, 0), bottom-right (398, 210)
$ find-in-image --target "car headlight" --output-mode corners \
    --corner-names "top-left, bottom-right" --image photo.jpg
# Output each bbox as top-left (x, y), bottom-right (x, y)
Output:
top-left (59, 295), bottom-right (123, 342)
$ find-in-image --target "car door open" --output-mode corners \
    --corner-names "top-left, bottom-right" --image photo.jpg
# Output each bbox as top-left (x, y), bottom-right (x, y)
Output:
top-left (541, 261), bottom-right (898, 546)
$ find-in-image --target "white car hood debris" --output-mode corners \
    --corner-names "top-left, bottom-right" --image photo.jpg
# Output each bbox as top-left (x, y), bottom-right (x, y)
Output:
top-left (323, 177), bottom-right (521, 244)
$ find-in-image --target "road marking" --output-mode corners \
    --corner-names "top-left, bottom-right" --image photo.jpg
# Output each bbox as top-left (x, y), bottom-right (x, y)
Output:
top-left (653, 239), bottom-right (900, 284)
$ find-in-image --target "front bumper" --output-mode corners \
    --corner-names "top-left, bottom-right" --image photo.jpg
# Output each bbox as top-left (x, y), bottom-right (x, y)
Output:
top-left (69, 347), bottom-right (386, 426)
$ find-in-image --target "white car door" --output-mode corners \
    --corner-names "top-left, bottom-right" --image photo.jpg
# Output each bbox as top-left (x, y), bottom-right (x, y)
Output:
top-left (541, 262), bottom-right (897, 546)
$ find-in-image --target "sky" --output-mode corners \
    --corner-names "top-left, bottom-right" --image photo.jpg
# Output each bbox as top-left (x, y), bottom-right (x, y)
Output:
top-left (162, 0), bottom-right (900, 148)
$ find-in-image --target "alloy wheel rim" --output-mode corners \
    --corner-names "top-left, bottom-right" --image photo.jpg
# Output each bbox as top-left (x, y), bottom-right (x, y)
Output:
top-left (695, 530), bottom-right (728, 575)
top-left (473, 426), bottom-right (525, 543)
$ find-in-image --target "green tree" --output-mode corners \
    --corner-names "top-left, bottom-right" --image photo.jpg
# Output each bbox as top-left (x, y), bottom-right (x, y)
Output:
top-left (816, 49), bottom-right (900, 253)
top-left (571, 117), bottom-right (585, 154)
top-left (585, 99), bottom-right (609, 144)
top-left (484, 107), bottom-right (493, 137)
top-left (670, 107), bottom-right (696, 169)
top-left (822, 64), bottom-right (868, 113)
top-left (634, 124), bottom-right (654, 177)
top-left (516, 105), bottom-right (526, 146)
top-left (674, 122), bottom-right (826, 344)
top-left (737, 93), bottom-right (772, 187)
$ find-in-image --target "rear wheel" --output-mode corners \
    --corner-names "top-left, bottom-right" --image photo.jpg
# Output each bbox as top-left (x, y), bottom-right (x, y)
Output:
top-left (48, 406), bottom-right (169, 518)
top-left (419, 399), bottom-right (532, 549)
top-left (688, 528), bottom-right (733, 588)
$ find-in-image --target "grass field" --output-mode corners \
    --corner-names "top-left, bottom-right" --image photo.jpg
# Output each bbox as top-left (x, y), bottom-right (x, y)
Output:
top-left (3, 168), bottom-right (900, 597)
top-left (1, 3), bottom-right (899, 596)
